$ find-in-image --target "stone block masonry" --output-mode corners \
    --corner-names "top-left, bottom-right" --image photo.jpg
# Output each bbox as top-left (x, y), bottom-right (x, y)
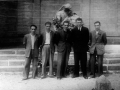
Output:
top-left (0, 45), bottom-right (120, 73)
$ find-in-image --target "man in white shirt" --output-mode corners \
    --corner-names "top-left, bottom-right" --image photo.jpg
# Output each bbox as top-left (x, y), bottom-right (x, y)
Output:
top-left (41, 22), bottom-right (55, 79)
top-left (23, 25), bottom-right (42, 80)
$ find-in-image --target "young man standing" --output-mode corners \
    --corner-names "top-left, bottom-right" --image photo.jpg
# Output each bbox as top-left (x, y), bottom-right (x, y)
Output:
top-left (71, 18), bottom-right (89, 79)
top-left (54, 21), bottom-right (71, 79)
top-left (23, 25), bottom-right (42, 80)
top-left (89, 21), bottom-right (107, 78)
top-left (41, 22), bottom-right (55, 79)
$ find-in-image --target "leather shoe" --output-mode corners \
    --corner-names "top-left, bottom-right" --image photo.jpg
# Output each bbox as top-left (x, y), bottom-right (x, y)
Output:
top-left (48, 75), bottom-right (54, 78)
top-left (89, 73), bottom-right (93, 75)
top-left (91, 75), bottom-right (95, 78)
top-left (22, 77), bottom-right (28, 80)
top-left (83, 76), bottom-right (88, 79)
top-left (41, 75), bottom-right (46, 79)
top-left (57, 77), bottom-right (61, 80)
top-left (72, 75), bottom-right (79, 78)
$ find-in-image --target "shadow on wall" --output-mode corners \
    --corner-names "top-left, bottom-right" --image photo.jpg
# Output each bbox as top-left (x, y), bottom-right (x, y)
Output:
top-left (0, 1), bottom-right (24, 48)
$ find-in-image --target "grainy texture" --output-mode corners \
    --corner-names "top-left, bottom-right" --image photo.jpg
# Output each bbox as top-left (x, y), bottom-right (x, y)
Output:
top-left (0, 73), bottom-right (120, 90)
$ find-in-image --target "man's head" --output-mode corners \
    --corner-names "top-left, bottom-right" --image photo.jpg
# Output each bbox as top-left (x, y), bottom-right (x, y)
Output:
top-left (76, 18), bottom-right (83, 27)
top-left (45, 22), bottom-right (51, 32)
top-left (30, 25), bottom-right (37, 35)
top-left (94, 21), bottom-right (101, 31)
top-left (62, 21), bottom-right (69, 31)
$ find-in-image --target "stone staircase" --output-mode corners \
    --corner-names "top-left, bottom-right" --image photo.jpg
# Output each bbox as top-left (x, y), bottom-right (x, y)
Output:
top-left (103, 45), bottom-right (120, 73)
top-left (0, 48), bottom-right (25, 73)
top-left (0, 45), bottom-right (120, 73)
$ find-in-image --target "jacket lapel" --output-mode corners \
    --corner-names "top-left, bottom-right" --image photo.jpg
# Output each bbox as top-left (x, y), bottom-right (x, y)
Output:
top-left (50, 31), bottom-right (53, 42)
top-left (34, 34), bottom-right (37, 42)
top-left (93, 30), bottom-right (96, 40)
top-left (28, 34), bottom-right (32, 43)
top-left (43, 32), bottom-right (46, 44)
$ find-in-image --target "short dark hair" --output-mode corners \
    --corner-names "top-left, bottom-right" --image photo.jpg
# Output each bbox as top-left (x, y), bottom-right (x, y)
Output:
top-left (94, 21), bottom-right (101, 25)
top-left (76, 18), bottom-right (83, 22)
top-left (63, 21), bottom-right (69, 25)
top-left (45, 22), bottom-right (51, 26)
top-left (30, 25), bottom-right (37, 29)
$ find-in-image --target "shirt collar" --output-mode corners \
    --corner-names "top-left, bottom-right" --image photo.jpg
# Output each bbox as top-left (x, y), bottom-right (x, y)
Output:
top-left (46, 30), bottom-right (51, 33)
top-left (30, 33), bottom-right (35, 36)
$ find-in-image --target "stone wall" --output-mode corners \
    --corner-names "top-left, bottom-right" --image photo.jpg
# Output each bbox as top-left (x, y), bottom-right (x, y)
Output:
top-left (0, 0), bottom-right (41, 47)
top-left (0, 0), bottom-right (120, 46)
top-left (40, 0), bottom-right (120, 44)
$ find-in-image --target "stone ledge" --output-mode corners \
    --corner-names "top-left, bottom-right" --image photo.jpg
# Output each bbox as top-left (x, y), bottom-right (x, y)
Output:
top-left (9, 61), bottom-right (24, 66)
top-left (0, 67), bottom-right (23, 72)
top-left (0, 56), bottom-right (25, 60)
top-left (0, 61), bottom-right (8, 66)
top-left (0, 50), bottom-right (15, 54)
top-left (108, 66), bottom-right (120, 70)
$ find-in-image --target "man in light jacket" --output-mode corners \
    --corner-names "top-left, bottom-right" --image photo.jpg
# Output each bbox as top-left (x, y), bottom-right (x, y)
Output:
top-left (89, 21), bottom-right (107, 78)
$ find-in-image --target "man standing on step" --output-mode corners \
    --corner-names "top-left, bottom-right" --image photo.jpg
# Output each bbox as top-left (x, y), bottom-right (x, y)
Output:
top-left (23, 25), bottom-right (42, 80)
top-left (89, 21), bottom-right (107, 78)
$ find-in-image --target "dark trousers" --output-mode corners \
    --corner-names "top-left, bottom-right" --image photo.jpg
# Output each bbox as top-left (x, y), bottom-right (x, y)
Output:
top-left (41, 45), bottom-right (54, 76)
top-left (90, 49), bottom-right (103, 76)
top-left (57, 47), bottom-right (71, 78)
top-left (23, 49), bottom-right (38, 78)
top-left (61, 47), bottom-right (71, 76)
top-left (73, 52), bottom-right (87, 76)
top-left (57, 51), bottom-right (65, 78)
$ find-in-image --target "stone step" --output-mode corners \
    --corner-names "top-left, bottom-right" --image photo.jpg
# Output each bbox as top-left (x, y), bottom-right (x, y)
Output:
top-left (0, 58), bottom-right (120, 66)
top-left (1, 55), bottom-right (120, 66)
top-left (105, 45), bottom-right (120, 53)
top-left (0, 49), bottom-right (25, 55)
top-left (104, 58), bottom-right (120, 64)
top-left (0, 66), bottom-right (23, 72)
top-left (0, 45), bottom-right (119, 54)
top-left (0, 64), bottom-right (120, 73)
top-left (0, 45), bottom-right (120, 73)
top-left (104, 53), bottom-right (120, 58)
top-left (0, 56), bottom-right (25, 60)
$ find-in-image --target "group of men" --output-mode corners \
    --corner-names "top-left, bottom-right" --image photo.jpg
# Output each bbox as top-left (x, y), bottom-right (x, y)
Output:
top-left (22, 17), bottom-right (107, 80)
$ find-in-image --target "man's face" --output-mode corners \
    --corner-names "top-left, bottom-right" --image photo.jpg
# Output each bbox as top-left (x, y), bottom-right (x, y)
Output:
top-left (45, 24), bottom-right (51, 31)
top-left (30, 26), bottom-right (36, 34)
top-left (94, 23), bottom-right (100, 30)
top-left (63, 22), bottom-right (69, 30)
top-left (76, 20), bottom-right (82, 27)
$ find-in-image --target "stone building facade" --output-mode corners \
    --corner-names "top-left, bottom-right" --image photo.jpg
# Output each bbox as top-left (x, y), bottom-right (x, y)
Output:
top-left (0, 0), bottom-right (120, 47)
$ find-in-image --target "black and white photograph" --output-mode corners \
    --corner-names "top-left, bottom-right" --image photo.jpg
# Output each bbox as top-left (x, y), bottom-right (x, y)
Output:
top-left (0, 0), bottom-right (120, 90)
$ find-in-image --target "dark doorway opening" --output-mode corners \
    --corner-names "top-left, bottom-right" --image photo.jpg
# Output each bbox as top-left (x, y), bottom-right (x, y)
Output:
top-left (0, 1), bottom-right (23, 48)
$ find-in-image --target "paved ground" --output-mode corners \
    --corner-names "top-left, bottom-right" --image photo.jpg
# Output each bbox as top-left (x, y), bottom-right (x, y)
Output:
top-left (0, 73), bottom-right (120, 90)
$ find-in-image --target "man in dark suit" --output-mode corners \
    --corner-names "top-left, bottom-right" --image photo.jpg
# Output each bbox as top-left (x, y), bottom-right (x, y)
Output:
top-left (23, 25), bottom-right (42, 80)
top-left (40, 22), bottom-right (55, 79)
top-left (89, 21), bottom-right (107, 78)
top-left (71, 18), bottom-right (89, 79)
top-left (54, 21), bottom-right (71, 79)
